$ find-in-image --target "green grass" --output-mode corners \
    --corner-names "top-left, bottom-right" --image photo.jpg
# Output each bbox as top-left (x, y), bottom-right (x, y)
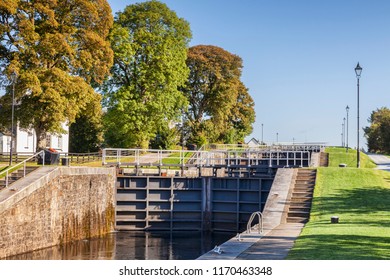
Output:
top-left (287, 148), bottom-right (390, 259)
top-left (326, 147), bottom-right (377, 168)
top-left (162, 151), bottom-right (194, 165)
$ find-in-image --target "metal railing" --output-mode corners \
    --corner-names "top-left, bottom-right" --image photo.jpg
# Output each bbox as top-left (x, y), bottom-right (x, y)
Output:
top-left (0, 150), bottom-right (44, 189)
top-left (102, 148), bottom-right (311, 168)
top-left (246, 211), bottom-right (263, 234)
top-left (202, 143), bottom-right (326, 152)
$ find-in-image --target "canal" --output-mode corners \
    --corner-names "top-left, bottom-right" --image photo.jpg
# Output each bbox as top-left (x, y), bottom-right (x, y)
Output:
top-left (5, 231), bottom-right (234, 260)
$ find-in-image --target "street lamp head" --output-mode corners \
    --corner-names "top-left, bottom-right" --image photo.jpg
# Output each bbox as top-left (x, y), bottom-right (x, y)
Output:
top-left (355, 62), bottom-right (362, 78)
top-left (346, 105), bottom-right (349, 112)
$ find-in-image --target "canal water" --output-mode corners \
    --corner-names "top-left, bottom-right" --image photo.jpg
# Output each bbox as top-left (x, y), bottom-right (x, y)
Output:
top-left (5, 231), bottom-right (234, 260)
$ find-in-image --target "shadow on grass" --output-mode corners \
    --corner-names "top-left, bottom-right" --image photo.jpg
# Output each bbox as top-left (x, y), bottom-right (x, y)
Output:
top-left (312, 186), bottom-right (390, 222)
top-left (288, 234), bottom-right (390, 260)
top-left (289, 185), bottom-right (390, 259)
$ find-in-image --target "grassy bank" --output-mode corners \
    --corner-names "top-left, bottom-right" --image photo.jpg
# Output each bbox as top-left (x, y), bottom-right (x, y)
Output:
top-left (326, 147), bottom-right (376, 168)
top-left (288, 148), bottom-right (390, 259)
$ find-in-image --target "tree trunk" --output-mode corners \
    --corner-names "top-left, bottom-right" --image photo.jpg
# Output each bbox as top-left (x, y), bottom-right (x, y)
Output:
top-left (35, 127), bottom-right (47, 152)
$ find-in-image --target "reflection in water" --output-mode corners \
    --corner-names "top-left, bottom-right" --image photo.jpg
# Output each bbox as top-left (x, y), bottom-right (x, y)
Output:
top-left (6, 231), bottom-right (233, 260)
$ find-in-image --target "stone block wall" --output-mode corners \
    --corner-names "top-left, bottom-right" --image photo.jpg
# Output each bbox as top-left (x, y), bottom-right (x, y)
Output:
top-left (0, 167), bottom-right (116, 259)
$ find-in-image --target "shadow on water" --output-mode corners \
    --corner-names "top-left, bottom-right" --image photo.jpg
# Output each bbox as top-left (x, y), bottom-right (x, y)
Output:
top-left (5, 231), bottom-right (234, 260)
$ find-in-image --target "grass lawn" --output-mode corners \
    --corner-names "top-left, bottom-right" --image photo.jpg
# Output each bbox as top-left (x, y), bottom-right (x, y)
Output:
top-left (326, 147), bottom-right (376, 168)
top-left (287, 148), bottom-right (390, 259)
top-left (162, 151), bottom-right (194, 165)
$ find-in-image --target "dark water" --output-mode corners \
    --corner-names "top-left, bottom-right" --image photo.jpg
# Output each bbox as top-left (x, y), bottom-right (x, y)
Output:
top-left (5, 231), bottom-right (234, 260)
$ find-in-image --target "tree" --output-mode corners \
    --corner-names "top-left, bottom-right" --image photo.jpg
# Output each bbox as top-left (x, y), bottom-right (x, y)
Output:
top-left (103, 0), bottom-right (191, 149)
top-left (181, 45), bottom-right (255, 145)
top-left (69, 94), bottom-right (103, 153)
top-left (0, 0), bottom-right (113, 151)
top-left (364, 107), bottom-right (390, 154)
top-left (221, 81), bottom-right (255, 143)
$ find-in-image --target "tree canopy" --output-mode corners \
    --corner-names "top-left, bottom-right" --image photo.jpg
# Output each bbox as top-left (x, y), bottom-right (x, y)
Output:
top-left (181, 45), bottom-right (255, 145)
top-left (0, 0), bottom-right (113, 150)
top-left (364, 107), bottom-right (390, 154)
top-left (103, 0), bottom-right (191, 149)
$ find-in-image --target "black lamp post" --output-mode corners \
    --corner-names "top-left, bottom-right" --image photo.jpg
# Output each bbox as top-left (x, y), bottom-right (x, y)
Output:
top-left (261, 123), bottom-right (264, 144)
top-left (343, 117), bottom-right (346, 146)
top-left (9, 71), bottom-right (17, 166)
top-left (346, 105), bottom-right (349, 152)
top-left (355, 63), bottom-right (362, 168)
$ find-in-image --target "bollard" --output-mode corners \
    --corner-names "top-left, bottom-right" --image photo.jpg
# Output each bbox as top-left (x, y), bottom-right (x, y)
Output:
top-left (331, 216), bottom-right (339, 223)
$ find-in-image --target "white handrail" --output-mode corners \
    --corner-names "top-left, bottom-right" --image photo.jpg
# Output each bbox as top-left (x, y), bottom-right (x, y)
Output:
top-left (101, 148), bottom-right (311, 168)
top-left (0, 150), bottom-right (44, 189)
top-left (246, 211), bottom-right (263, 234)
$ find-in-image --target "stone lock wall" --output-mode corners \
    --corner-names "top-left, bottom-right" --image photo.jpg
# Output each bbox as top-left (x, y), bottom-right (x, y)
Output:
top-left (0, 167), bottom-right (116, 259)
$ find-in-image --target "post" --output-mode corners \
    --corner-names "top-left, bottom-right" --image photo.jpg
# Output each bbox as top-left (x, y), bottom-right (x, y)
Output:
top-left (261, 123), bottom-right (264, 144)
top-left (346, 105), bottom-right (349, 152)
top-left (343, 117), bottom-right (346, 147)
top-left (357, 76), bottom-right (360, 168)
top-left (355, 63), bottom-right (362, 168)
top-left (9, 72), bottom-right (17, 166)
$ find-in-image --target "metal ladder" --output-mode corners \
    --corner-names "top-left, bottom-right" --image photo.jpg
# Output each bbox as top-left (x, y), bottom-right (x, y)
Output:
top-left (246, 211), bottom-right (263, 234)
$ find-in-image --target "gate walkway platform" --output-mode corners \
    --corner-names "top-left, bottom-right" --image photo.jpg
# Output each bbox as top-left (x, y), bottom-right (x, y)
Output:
top-left (197, 221), bottom-right (304, 260)
top-left (236, 222), bottom-right (304, 260)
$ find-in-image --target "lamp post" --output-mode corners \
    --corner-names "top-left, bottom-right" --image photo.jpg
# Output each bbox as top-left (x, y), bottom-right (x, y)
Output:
top-left (355, 63), bottom-right (362, 168)
top-left (346, 105), bottom-right (349, 152)
top-left (276, 132), bottom-right (279, 143)
top-left (343, 117), bottom-right (346, 147)
top-left (341, 122), bottom-right (344, 147)
top-left (9, 71), bottom-right (17, 166)
top-left (261, 123), bottom-right (264, 145)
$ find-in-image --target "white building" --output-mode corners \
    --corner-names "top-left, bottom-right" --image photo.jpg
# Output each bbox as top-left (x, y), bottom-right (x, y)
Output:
top-left (0, 123), bottom-right (69, 154)
top-left (247, 137), bottom-right (261, 148)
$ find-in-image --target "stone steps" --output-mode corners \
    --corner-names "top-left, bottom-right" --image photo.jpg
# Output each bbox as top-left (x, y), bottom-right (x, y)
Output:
top-left (0, 166), bottom-right (40, 190)
top-left (320, 152), bottom-right (329, 167)
top-left (286, 169), bottom-right (316, 224)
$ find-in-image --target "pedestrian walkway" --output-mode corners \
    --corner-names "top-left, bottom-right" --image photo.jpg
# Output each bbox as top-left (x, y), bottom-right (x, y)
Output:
top-left (367, 153), bottom-right (390, 171)
top-left (236, 223), bottom-right (304, 260)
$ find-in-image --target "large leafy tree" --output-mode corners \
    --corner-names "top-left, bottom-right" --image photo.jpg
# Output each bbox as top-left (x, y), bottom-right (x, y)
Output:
top-left (364, 107), bottom-right (390, 154)
top-left (0, 0), bottom-right (113, 150)
top-left (69, 93), bottom-right (103, 153)
top-left (103, 0), bottom-right (191, 149)
top-left (182, 45), bottom-right (255, 145)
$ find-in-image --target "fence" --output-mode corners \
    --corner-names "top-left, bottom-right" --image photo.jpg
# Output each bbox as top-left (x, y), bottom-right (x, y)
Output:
top-left (0, 150), bottom-right (44, 189)
top-left (102, 148), bottom-right (311, 168)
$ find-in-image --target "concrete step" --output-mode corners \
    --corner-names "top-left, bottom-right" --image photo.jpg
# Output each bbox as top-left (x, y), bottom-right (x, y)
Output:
top-left (289, 206), bottom-right (311, 212)
top-left (297, 171), bottom-right (316, 175)
top-left (287, 216), bottom-right (309, 223)
top-left (291, 192), bottom-right (312, 198)
top-left (287, 211), bottom-right (310, 218)
top-left (295, 181), bottom-right (315, 186)
top-left (294, 184), bottom-right (314, 189)
top-left (290, 195), bottom-right (312, 201)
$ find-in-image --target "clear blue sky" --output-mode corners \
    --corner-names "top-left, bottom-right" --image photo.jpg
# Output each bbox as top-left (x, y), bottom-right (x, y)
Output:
top-left (109, 0), bottom-right (390, 148)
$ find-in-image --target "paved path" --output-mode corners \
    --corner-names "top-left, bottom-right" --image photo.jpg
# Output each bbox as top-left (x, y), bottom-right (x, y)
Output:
top-left (236, 223), bottom-right (304, 260)
top-left (367, 153), bottom-right (390, 171)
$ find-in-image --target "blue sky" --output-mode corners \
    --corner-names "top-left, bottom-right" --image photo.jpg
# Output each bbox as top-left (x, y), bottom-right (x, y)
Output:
top-left (111, 0), bottom-right (390, 147)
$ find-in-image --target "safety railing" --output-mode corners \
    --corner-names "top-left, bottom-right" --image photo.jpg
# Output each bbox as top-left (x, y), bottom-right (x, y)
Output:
top-left (0, 150), bottom-right (44, 189)
top-left (102, 148), bottom-right (311, 168)
top-left (246, 211), bottom-right (263, 234)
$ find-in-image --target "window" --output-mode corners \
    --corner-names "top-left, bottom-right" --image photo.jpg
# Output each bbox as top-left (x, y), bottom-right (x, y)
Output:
top-left (58, 136), bottom-right (63, 150)
top-left (46, 134), bottom-right (51, 148)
